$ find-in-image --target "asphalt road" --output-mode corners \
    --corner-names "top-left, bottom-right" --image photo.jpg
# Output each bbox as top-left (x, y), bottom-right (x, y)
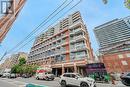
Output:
top-left (0, 78), bottom-right (25, 87)
top-left (0, 77), bottom-right (127, 87)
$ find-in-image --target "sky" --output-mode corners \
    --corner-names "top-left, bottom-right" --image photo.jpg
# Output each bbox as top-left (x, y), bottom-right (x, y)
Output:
top-left (0, 0), bottom-right (130, 63)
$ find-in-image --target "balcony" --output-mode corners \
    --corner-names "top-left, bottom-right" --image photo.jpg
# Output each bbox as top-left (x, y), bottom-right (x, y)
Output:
top-left (70, 45), bottom-right (86, 52)
top-left (69, 20), bottom-right (83, 29)
top-left (70, 28), bottom-right (83, 35)
top-left (70, 55), bottom-right (88, 61)
top-left (70, 35), bottom-right (86, 43)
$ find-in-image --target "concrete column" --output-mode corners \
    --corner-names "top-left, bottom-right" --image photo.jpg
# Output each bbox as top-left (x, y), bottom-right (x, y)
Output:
top-left (81, 69), bottom-right (83, 76)
top-left (67, 68), bottom-right (69, 73)
top-left (77, 67), bottom-right (80, 74)
top-left (74, 63), bottom-right (77, 73)
top-left (62, 64), bottom-right (65, 74)
top-left (55, 68), bottom-right (58, 77)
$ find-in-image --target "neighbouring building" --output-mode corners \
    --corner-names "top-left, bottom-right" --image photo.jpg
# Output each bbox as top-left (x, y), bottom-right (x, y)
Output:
top-left (0, 58), bottom-right (11, 69)
top-left (9, 52), bottom-right (28, 67)
top-left (94, 16), bottom-right (130, 73)
top-left (27, 11), bottom-right (94, 76)
top-left (0, 52), bottom-right (28, 70)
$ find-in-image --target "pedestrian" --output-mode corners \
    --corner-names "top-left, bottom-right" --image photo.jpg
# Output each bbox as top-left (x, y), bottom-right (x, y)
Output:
top-left (110, 72), bottom-right (116, 85)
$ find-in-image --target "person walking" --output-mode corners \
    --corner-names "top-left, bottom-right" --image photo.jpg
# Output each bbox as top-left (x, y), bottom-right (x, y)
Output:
top-left (110, 72), bottom-right (116, 85)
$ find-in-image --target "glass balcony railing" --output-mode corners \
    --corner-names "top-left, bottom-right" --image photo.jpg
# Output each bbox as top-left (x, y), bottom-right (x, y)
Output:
top-left (70, 28), bottom-right (82, 34)
top-left (70, 44), bottom-right (86, 51)
top-left (70, 55), bottom-right (87, 60)
top-left (70, 35), bottom-right (84, 41)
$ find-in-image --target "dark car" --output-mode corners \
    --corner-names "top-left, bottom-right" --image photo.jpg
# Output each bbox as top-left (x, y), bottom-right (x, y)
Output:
top-left (0, 73), bottom-right (2, 77)
top-left (120, 72), bottom-right (130, 86)
top-left (22, 74), bottom-right (31, 78)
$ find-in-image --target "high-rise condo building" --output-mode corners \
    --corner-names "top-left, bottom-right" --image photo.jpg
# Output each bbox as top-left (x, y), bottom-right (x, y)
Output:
top-left (94, 16), bottom-right (130, 54)
top-left (27, 11), bottom-right (94, 76)
top-left (94, 16), bottom-right (130, 73)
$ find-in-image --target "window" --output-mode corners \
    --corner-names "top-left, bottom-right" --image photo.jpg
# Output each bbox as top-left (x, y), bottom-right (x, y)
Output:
top-left (121, 61), bottom-right (128, 65)
top-left (118, 54), bottom-right (123, 59)
top-left (63, 74), bottom-right (71, 77)
top-left (71, 74), bottom-right (76, 78)
top-left (127, 73), bottom-right (130, 76)
top-left (126, 53), bottom-right (130, 58)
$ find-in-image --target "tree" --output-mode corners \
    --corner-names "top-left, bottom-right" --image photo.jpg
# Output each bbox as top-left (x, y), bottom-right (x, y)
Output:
top-left (11, 57), bottom-right (26, 74)
top-left (11, 65), bottom-right (19, 73)
top-left (11, 57), bottom-right (38, 75)
top-left (125, 0), bottom-right (130, 9)
top-left (102, 0), bottom-right (130, 9)
top-left (19, 57), bottom-right (26, 66)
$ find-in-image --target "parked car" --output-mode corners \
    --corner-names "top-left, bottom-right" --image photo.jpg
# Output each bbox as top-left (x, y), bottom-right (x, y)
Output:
top-left (22, 74), bottom-right (31, 78)
top-left (0, 73), bottom-right (3, 77)
top-left (35, 72), bottom-right (55, 81)
top-left (59, 73), bottom-right (96, 87)
top-left (8, 73), bottom-right (16, 78)
top-left (120, 72), bottom-right (130, 86)
top-left (1, 73), bottom-right (10, 78)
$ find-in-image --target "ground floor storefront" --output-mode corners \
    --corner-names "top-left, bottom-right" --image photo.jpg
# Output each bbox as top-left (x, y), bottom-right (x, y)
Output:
top-left (51, 60), bottom-right (87, 76)
top-left (52, 65), bottom-right (86, 77)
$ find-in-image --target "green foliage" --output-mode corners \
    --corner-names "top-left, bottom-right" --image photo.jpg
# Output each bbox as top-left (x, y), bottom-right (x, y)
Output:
top-left (11, 65), bottom-right (18, 73)
top-left (11, 63), bottom-right (38, 75)
top-left (102, 0), bottom-right (130, 9)
top-left (19, 57), bottom-right (26, 66)
top-left (125, 0), bottom-right (130, 9)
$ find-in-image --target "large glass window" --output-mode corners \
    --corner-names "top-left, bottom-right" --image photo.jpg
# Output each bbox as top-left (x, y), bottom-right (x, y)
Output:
top-left (126, 53), bottom-right (130, 58)
top-left (121, 61), bottom-right (128, 65)
top-left (118, 54), bottom-right (123, 59)
top-left (127, 73), bottom-right (130, 76)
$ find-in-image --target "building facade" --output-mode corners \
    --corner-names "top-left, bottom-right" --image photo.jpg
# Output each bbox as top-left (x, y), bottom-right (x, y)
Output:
top-left (94, 16), bottom-right (130, 73)
top-left (0, 52), bottom-right (28, 70)
top-left (101, 51), bottom-right (130, 73)
top-left (94, 16), bottom-right (130, 53)
top-left (10, 52), bottom-right (28, 67)
top-left (0, 58), bottom-right (11, 70)
top-left (27, 11), bottom-right (94, 76)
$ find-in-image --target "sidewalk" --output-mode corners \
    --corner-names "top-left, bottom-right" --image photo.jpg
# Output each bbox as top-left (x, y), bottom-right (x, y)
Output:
top-left (96, 81), bottom-right (126, 87)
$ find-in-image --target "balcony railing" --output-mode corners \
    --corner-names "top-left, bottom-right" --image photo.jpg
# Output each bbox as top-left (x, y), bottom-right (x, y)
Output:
top-left (70, 55), bottom-right (88, 60)
top-left (70, 28), bottom-right (82, 35)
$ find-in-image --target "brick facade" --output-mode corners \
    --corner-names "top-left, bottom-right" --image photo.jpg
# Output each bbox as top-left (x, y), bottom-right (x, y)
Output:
top-left (101, 51), bottom-right (130, 73)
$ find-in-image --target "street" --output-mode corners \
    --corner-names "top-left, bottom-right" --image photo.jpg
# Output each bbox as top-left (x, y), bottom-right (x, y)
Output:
top-left (0, 77), bottom-right (127, 87)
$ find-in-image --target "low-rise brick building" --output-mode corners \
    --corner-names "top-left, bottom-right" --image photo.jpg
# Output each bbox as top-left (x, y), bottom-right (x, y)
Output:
top-left (101, 51), bottom-right (130, 73)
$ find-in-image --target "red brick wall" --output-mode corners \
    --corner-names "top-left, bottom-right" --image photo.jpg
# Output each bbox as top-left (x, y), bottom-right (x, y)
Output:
top-left (101, 51), bottom-right (130, 73)
top-left (65, 30), bottom-right (70, 62)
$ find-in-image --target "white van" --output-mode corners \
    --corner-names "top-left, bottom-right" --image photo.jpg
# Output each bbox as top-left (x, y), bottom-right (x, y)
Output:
top-left (36, 72), bottom-right (55, 81)
top-left (35, 67), bottom-right (55, 81)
